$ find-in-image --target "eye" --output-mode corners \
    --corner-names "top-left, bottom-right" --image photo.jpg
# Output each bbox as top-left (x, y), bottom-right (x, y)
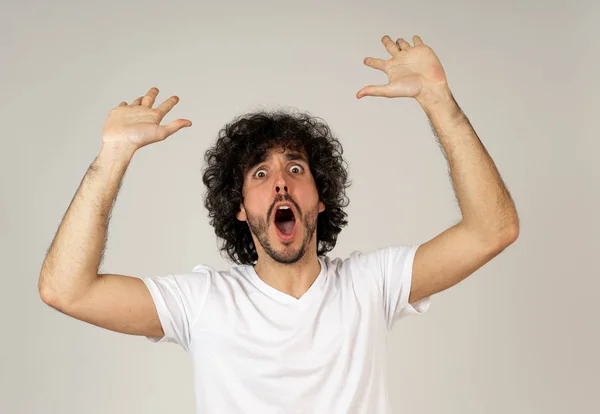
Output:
top-left (254, 169), bottom-right (267, 178)
top-left (290, 165), bottom-right (303, 174)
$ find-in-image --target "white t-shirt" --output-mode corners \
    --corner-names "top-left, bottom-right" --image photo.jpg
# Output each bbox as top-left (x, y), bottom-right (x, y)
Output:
top-left (142, 245), bottom-right (431, 413)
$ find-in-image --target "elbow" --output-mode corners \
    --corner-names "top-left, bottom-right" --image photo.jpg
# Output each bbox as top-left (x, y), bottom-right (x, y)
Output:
top-left (503, 222), bottom-right (520, 245)
top-left (498, 211), bottom-right (520, 246)
top-left (39, 277), bottom-right (57, 307)
top-left (465, 217), bottom-right (520, 253)
top-left (38, 273), bottom-right (64, 309)
top-left (39, 285), bottom-right (70, 314)
top-left (488, 221), bottom-right (520, 253)
top-left (39, 261), bottom-right (57, 305)
top-left (471, 206), bottom-right (520, 247)
top-left (38, 271), bottom-right (94, 312)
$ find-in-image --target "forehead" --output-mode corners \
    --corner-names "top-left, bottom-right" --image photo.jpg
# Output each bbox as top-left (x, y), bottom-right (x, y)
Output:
top-left (250, 147), bottom-right (308, 168)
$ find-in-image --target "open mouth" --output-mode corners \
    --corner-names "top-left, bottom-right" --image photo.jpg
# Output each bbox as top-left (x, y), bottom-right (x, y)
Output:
top-left (274, 206), bottom-right (296, 236)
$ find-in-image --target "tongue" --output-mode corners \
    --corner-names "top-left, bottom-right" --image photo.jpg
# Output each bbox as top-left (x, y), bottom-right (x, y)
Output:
top-left (276, 220), bottom-right (295, 235)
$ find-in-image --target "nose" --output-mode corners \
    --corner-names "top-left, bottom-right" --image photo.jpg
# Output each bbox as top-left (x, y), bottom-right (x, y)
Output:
top-left (273, 170), bottom-right (289, 194)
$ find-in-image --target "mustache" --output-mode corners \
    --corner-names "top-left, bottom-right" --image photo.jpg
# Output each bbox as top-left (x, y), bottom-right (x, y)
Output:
top-left (268, 194), bottom-right (302, 219)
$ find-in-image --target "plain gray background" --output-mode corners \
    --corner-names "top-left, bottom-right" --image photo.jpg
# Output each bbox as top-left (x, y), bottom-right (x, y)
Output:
top-left (1, 0), bottom-right (598, 413)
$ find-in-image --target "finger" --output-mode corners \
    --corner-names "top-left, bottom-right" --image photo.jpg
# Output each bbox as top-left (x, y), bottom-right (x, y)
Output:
top-left (363, 57), bottom-right (386, 71)
top-left (356, 84), bottom-right (390, 99)
top-left (413, 35), bottom-right (424, 46)
top-left (381, 35), bottom-right (400, 57)
top-left (131, 96), bottom-right (144, 106)
top-left (156, 119), bottom-right (192, 140)
top-left (396, 38), bottom-right (411, 50)
top-left (142, 87), bottom-right (159, 108)
top-left (118, 101), bottom-right (128, 107)
top-left (155, 95), bottom-right (180, 118)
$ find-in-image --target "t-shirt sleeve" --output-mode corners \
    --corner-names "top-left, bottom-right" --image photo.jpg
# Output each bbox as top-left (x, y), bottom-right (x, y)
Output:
top-left (141, 265), bottom-right (212, 352)
top-left (355, 245), bottom-right (431, 330)
top-left (384, 245), bottom-right (431, 328)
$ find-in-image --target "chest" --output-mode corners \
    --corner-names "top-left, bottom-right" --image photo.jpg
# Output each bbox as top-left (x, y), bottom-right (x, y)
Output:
top-left (191, 278), bottom-right (387, 370)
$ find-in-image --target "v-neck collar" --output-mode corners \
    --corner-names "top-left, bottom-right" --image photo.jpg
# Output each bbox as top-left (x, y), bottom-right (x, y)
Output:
top-left (245, 256), bottom-right (327, 306)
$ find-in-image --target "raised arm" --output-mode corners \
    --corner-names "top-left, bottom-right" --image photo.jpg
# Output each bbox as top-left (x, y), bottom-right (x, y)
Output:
top-left (38, 87), bottom-right (192, 336)
top-left (358, 35), bottom-right (519, 304)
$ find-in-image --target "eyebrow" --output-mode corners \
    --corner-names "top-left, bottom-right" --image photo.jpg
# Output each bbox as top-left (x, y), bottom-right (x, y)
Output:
top-left (283, 152), bottom-right (309, 163)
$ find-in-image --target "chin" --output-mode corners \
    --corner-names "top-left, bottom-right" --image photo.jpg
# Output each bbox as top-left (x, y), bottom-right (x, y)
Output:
top-left (266, 237), bottom-right (307, 264)
top-left (268, 249), bottom-right (305, 265)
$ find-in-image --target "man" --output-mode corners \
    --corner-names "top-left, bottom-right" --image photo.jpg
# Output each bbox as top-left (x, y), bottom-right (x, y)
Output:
top-left (39, 34), bottom-right (519, 413)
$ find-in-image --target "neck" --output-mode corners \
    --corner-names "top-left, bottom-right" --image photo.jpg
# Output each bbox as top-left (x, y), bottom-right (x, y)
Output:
top-left (253, 248), bottom-right (321, 299)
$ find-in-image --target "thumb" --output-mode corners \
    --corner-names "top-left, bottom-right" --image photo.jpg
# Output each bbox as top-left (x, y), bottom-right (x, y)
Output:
top-left (356, 84), bottom-right (391, 99)
top-left (157, 119), bottom-right (192, 140)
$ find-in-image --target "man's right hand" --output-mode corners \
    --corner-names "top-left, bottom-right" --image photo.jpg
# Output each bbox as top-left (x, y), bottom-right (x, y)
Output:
top-left (101, 87), bottom-right (192, 153)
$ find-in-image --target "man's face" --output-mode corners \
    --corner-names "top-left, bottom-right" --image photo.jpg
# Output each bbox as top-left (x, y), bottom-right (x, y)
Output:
top-left (237, 147), bottom-right (325, 264)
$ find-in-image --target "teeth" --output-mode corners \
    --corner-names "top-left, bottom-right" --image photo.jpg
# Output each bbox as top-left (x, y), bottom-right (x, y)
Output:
top-left (278, 206), bottom-right (290, 210)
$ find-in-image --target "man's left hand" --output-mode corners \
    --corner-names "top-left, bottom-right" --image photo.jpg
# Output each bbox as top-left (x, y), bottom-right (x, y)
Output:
top-left (357, 35), bottom-right (449, 102)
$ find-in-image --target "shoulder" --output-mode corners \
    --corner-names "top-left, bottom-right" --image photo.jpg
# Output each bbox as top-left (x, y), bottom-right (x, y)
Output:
top-left (188, 262), bottom-right (258, 297)
top-left (321, 246), bottom-right (418, 292)
top-left (145, 262), bottom-right (247, 295)
top-left (324, 245), bottom-right (418, 275)
top-left (186, 262), bottom-right (251, 286)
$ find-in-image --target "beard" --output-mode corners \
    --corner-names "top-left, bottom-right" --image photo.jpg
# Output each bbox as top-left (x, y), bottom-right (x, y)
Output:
top-left (245, 200), bottom-right (319, 265)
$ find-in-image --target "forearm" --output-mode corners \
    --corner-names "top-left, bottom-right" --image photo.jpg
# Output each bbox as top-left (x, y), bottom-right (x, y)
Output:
top-left (39, 144), bottom-right (135, 307)
top-left (417, 87), bottom-right (519, 242)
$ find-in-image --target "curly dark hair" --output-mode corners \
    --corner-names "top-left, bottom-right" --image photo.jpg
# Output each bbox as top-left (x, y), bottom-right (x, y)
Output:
top-left (202, 109), bottom-right (351, 265)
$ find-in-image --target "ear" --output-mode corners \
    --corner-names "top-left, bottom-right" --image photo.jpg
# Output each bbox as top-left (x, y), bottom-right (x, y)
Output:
top-left (237, 204), bottom-right (247, 221)
top-left (318, 200), bottom-right (326, 213)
